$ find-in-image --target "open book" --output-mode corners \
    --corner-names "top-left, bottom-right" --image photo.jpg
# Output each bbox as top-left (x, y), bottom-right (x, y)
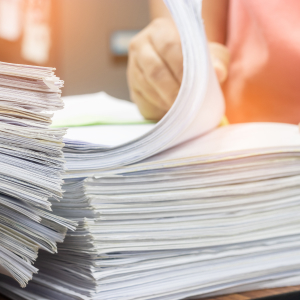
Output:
top-left (1, 0), bottom-right (300, 299)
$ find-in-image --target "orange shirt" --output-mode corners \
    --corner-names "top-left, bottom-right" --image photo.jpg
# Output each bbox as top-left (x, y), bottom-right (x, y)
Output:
top-left (224, 0), bottom-right (300, 124)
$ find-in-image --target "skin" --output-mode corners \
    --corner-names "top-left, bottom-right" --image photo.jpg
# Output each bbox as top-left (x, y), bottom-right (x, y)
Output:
top-left (127, 0), bottom-right (229, 121)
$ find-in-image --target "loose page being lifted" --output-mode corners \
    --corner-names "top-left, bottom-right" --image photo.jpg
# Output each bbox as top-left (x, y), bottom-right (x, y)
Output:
top-left (63, 0), bottom-right (225, 171)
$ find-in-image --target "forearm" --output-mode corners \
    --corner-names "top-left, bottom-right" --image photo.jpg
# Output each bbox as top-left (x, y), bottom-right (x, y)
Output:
top-left (202, 0), bottom-right (229, 44)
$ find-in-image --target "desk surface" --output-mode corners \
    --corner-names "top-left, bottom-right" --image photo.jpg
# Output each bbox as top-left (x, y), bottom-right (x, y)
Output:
top-left (1, 286), bottom-right (300, 300)
top-left (0, 286), bottom-right (300, 300)
top-left (203, 286), bottom-right (300, 300)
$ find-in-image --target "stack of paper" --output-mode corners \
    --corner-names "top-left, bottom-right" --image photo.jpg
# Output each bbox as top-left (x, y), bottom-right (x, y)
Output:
top-left (2, 123), bottom-right (300, 300)
top-left (0, 62), bottom-right (76, 288)
top-left (1, 0), bottom-right (300, 299)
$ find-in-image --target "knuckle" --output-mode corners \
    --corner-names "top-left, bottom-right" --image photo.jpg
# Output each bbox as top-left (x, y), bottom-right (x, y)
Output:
top-left (138, 50), bottom-right (158, 73)
top-left (160, 39), bottom-right (179, 57)
top-left (130, 89), bottom-right (141, 104)
top-left (140, 51), bottom-right (155, 66)
top-left (129, 38), bottom-right (138, 52)
top-left (128, 29), bottom-right (146, 52)
top-left (148, 63), bottom-right (166, 82)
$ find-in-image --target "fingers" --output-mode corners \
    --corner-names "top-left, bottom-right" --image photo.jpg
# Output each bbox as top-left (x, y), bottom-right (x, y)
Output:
top-left (127, 18), bottom-right (183, 120)
top-left (149, 18), bottom-right (183, 83)
top-left (129, 87), bottom-right (167, 121)
top-left (135, 41), bottom-right (180, 108)
top-left (127, 54), bottom-right (169, 111)
top-left (127, 51), bottom-right (168, 121)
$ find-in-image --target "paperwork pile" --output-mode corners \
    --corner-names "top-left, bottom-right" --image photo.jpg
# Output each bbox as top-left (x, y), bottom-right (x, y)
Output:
top-left (0, 62), bottom-right (76, 288)
top-left (3, 123), bottom-right (300, 300)
top-left (1, 0), bottom-right (300, 299)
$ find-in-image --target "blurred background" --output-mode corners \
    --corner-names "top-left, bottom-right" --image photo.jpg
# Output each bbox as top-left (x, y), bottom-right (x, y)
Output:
top-left (0, 0), bottom-right (150, 99)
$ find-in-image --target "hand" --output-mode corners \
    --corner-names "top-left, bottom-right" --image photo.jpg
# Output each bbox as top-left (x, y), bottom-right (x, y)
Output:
top-left (127, 18), bottom-right (182, 121)
top-left (127, 18), bottom-right (230, 121)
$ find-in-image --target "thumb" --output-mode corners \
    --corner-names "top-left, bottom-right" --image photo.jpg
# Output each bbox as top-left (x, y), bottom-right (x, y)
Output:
top-left (209, 42), bottom-right (230, 83)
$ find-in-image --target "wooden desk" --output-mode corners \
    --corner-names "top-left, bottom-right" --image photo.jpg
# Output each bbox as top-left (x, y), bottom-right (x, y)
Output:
top-left (1, 286), bottom-right (300, 300)
top-left (201, 286), bottom-right (300, 299)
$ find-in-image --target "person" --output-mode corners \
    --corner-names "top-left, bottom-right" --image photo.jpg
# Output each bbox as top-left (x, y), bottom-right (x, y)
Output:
top-left (127, 0), bottom-right (300, 124)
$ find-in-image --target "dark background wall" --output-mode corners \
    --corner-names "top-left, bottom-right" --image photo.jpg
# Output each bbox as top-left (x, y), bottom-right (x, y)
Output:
top-left (0, 0), bottom-right (150, 99)
top-left (54, 0), bottom-right (150, 99)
